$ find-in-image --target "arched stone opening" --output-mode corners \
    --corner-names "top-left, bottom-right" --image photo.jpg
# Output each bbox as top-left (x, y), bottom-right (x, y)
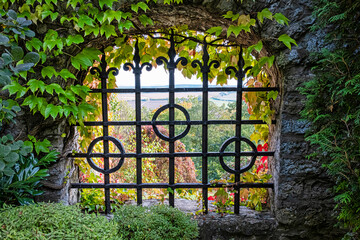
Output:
top-left (8, 0), bottom-right (342, 239)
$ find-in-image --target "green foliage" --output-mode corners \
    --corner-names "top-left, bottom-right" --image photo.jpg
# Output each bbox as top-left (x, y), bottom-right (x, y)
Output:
top-left (0, 203), bottom-right (118, 239)
top-left (0, 132), bottom-right (57, 206)
top-left (0, 152), bottom-right (57, 206)
top-left (113, 204), bottom-right (199, 240)
top-left (0, 134), bottom-right (31, 178)
top-left (0, 10), bottom-right (39, 87)
top-left (301, 0), bottom-right (360, 238)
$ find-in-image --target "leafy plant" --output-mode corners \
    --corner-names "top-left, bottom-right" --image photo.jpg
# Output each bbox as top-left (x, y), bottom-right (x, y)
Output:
top-left (0, 134), bottom-right (58, 207)
top-left (113, 204), bottom-right (199, 240)
top-left (0, 203), bottom-right (118, 240)
top-left (300, 0), bottom-right (360, 238)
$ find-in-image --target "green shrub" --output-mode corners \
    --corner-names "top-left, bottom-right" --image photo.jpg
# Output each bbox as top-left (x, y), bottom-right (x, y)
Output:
top-left (113, 204), bottom-right (199, 240)
top-left (0, 203), bottom-right (118, 240)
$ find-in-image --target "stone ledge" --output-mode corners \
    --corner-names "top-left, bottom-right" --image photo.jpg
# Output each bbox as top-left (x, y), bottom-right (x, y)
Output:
top-left (123, 199), bottom-right (277, 240)
top-left (197, 207), bottom-right (277, 240)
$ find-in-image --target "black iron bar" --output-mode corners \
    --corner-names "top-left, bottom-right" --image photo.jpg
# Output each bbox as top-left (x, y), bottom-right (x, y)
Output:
top-left (234, 52), bottom-right (243, 215)
top-left (99, 54), bottom-right (111, 215)
top-left (201, 43), bottom-right (210, 214)
top-left (167, 33), bottom-right (177, 207)
top-left (90, 87), bottom-right (278, 93)
top-left (81, 119), bottom-right (276, 126)
top-left (71, 182), bottom-right (274, 189)
top-left (71, 151), bottom-right (275, 158)
top-left (133, 41), bottom-right (143, 207)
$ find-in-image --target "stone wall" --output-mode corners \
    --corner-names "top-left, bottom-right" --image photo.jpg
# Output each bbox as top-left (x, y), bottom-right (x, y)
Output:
top-left (7, 0), bottom-right (344, 238)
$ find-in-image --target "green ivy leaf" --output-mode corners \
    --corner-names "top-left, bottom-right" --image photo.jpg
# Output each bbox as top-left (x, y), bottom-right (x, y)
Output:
top-left (41, 66), bottom-right (57, 78)
top-left (78, 14), bottom-right (94, 28)
top-left (26, 38), bottom-right (43, 51)
top-left (100, 24), bottom-right (117, 38)
top-left (267, 91), bottom-right (278, 101)
top-left (139, 14), bottom-right (153, 27)
top-left (3, 81), bottom-right (27, 98)
top-left (257, 8), bottom-right (273, 23)
top-left (65, 35), bottom-right (84, 46)
top-left (45, 83), bottom-right (65, 95)
top-left (227, 25), bottom-right (242, 37)
top-left (274, 13), bottom-right (289, 25)
top-left (34, 139), bottom-right (51, 154)
top-left (45, 104), bottom-right (63, 119)
top-left (223, 11), bottom-right (239, 21)
top-left (99, 0), bottom-right (117, 9)
top-left (206, 26), bottom-right (222, 36)
top-left (59, 69), bottom-right (76, 80)
top-left (278, 34), bottom-right (297, 49)
top-left (27, 79), bottom-right (46, 93)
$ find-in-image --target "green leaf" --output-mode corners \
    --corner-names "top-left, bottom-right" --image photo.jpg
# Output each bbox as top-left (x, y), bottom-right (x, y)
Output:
top-left (34, 139), bottom-right (51, 154)
top-left (45, 83), bottom-right (65, 95)
top-left (4, 152), bottom-right (19, 163)
top-left (223, 11), bottom-right (239, 21)
top-left (274, 13), bottom-right (289, 25)
top-left (3, 167), bottom-right (15, 177)
top-left (41, 66), bottom-right (57, 78)
top-left (7, 9), bottom-right (17, 20)
top-left (257, 8), bottom-right (273, 23)
top-left (0, 160), bottom-right (5, 171)
top-left (278, 34), bottom-right (297, 50)
top-left (65, 35), bottom-right (84, 46)
top-left (45, 104), bottom-right (63, 119)
top-left (267, 91), bottom-right (278, 100)
top-left (206, 26), bottom-right (222, 36)
top-left (0, 34), bottom-right (9, 45)
top-left (0, 144), bottom-right (11, 157)
top-left (248, 41), bottom-right (263, 53)
top-left (24, 52), bottom-right (40, 64)
top-left (11, 46), bottom-right (24, 62)
top-left (27, 79), bottom-right (46, 93)
top-left (138, 14), bottom-right (153, 27)
top-left (2, 81), bottom-right (27, 98)
top-left (13, 63), bottom-right (34, 73)
top-left (137, 2), bottom-right (149, 12)
top-left (78, 14), bottom-right (94, 28)
top-left (100, 24), bottom-right (117, 38)
top-left (99, 0), bottom-right (117, 9)
top-left (227, 25), bottom-right (242, 37)
top-left (59, 69), bottom-right (76, 80)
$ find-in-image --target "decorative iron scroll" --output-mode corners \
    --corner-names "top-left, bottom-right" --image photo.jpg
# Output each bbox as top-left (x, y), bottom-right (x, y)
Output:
top-left (70, 32), bottom-right (277, 214)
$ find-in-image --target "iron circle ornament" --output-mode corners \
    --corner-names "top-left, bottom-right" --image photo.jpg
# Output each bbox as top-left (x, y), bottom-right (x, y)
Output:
top-left (151, 104), bottom-right (191, 142)
top-left (219, 136), bottom-right (258, 174)
top-left (86, 136), bottom-right (125, 174)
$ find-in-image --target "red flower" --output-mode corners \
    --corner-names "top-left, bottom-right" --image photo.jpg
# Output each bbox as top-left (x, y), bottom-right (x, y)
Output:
top-left (257, 144), bottom-right (263, 152)
top-left (208, 196), bottom-right (215, 201)
top-left (260, 156), bottom-right (268, 163)
top-left (263, 143), bottom-right (268, 151)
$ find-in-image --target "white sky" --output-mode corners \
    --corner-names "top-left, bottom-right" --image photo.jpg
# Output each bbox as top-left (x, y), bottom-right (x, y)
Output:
top-left (116, 66), bottom-right (238, 87)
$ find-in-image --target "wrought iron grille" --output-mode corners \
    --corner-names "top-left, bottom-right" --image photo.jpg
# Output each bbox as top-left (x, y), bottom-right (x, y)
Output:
top-left (70, 32), bottom-right (276, 214)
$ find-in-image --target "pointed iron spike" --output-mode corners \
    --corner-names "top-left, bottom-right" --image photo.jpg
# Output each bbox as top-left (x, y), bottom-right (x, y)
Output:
top-left (168, 31), bottom-right (176, 64)
top-left (202, 42), bottom-right (210, 66)
top-left (238, 46), bottom-right (245, 71)
top-left (133, 39), bottom-right (141, 67)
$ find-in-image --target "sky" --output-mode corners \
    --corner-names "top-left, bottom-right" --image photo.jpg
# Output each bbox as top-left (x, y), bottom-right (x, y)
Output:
top-left (115, 66), bottom-right (238, 88)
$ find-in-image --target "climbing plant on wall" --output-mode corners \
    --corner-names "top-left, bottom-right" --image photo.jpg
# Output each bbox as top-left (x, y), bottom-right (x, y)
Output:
top-left (301, 0), bottom-right (360, 238)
